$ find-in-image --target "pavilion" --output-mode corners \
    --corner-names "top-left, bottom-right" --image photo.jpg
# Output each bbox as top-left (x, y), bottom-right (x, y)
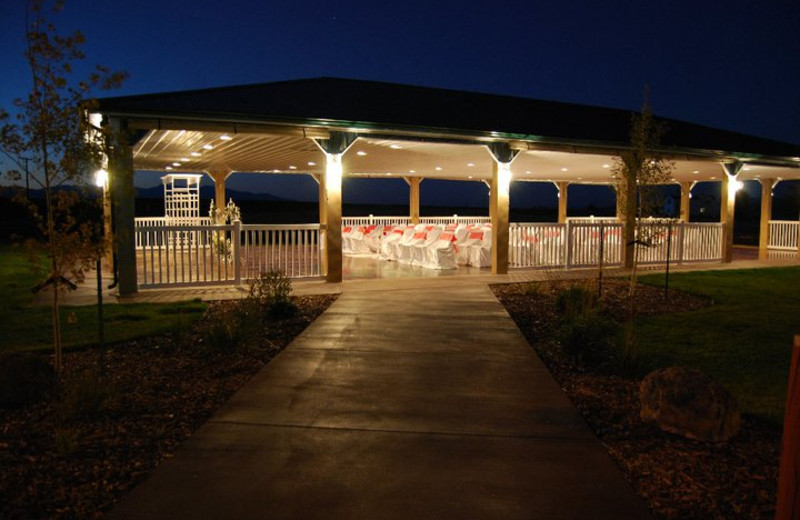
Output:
top-left (94, 77), bottom-right (800, 295)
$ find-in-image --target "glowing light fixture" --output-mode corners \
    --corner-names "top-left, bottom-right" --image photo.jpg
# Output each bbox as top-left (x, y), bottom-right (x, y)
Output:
top-left (203, 144), bottom-right (214, 150)
top-left (467, 163), bottom-right (475, 167)
top-left (390, 144), bottom-right (402, 149)
top-left (497, 162), bottom-right (511, 196)
top-left (525, 171), bottom-right (531, 174)
top-left (94, 169), bottom-right (108, 188)
top-left (468, 175), bottom-right (473, 179)
top-left (308, 161), bottom-right (316, 166)
top-left (561, 167), bottom-right (568, 171)
top-left (692, 170), bottom-right (699, 174)
top-left (732, 179), bottom-right (744, 192)
top-left (191, 152), bottom-right (201, 157)
top-left (435, 166), bottom-right (442, 171)
top-left (220, 134), bottom-right (232, 141)
top-left (172, 162), bottom-right (181, 167)
top-left (180, 157), bottom-right (189, 162)
top-left (409, 170), bottom-right (416, 173)
top-left (165, 166), bottom-right (173, 171)
top-left (356, 151), bottom-right (367, 156)
top-left (602, 164), bottom-right (610, 168)
top-left (289, 165), bottom-right (297, 170)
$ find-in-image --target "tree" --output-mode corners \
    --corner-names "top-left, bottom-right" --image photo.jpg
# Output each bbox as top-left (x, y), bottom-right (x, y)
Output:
top-left (0, 0), bottom-right (126, 372)
top-left (612, 89), bottom-right (674, 295)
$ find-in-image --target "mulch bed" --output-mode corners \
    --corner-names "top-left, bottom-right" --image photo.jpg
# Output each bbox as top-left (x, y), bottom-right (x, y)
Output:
top-left (0, 294), bottom-right (337, 520)
top-left (492, 278), bottom-right (781, 520)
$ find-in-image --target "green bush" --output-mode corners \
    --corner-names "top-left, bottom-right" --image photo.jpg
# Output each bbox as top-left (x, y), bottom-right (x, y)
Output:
top-left (201, 318), bottom-right (244, 353)
top-left (558, 312), bottom-right (621, 369)
top-left (0, 352), bottom-right (55, 408)
top-left (556, 285), bottom-right (596, 321)
top-left (57, 370), bottom-right (116, 421)
top-left (246, 270), bottom-right (298, 319)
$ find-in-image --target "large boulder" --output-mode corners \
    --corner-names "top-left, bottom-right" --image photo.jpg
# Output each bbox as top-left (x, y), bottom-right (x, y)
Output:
top-left (639, 366), bottom-right (741, 442)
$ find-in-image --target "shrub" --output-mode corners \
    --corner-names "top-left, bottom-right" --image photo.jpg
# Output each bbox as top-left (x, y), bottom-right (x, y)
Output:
top-left (0, 352), bottom-right (56, 408)
top-left (57, 370), bottom-right (116, 421)
top-left (201, 318), bottom-right (244, 353)
top-left (556, 285), bottom-right (596, 321)
top-left (246, 270), bottom-right (298, 319)
top-left (54, 427), bottom-right (80, 456)
top-left (558, 312), bottom-right (621, 369)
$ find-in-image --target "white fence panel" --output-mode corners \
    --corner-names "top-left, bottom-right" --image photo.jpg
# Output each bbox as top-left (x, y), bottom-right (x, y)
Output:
top-left (509, 223), bottom-right (565, 268)
top-left (769, 220), bottom-right (799, 251)
top-left (680, 223), bottom-right (723, 262)
top-left (136, 224), bottom-right (237, 288)
top-left (566, 222), bottom-right (624, 268)
top-left (241, 224), bottom-right (321, 279)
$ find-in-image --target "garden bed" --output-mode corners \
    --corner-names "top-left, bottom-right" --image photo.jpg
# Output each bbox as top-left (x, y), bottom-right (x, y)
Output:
top-left (0, 293), bottom-right (337, 519)
top-left (493, 278), bottom-right (781, 520)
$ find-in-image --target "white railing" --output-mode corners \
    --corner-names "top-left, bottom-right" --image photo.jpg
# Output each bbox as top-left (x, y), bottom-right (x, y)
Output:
top-left (134, 221), bottom-right (322, 288)
top-left (241, 224), bottom-right (321, 279)
top-left (679, 223), bottom-right (723, 262)
top-left (566, 222), bottom-right (624, 268)
top-left (420, 215), bottom-right (491, 226)
top-left (510, 223), bottom-right (565, 268)
top-left (509, 221), bottom-right (722, 269)
top-left (136, 223), bottom-right (239, 288)
top-left (769, 220), bottom-right (799, 251)
top-left (565, 216), bottom-right (618, 224)
top-left (135, 217), bottom-right (213, 248)
top-left (342, 215), bottom-right (490, 228)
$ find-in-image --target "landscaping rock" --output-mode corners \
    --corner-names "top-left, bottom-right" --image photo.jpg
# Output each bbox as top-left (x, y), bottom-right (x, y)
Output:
top-left (639, 366), bottom-right (741, 442)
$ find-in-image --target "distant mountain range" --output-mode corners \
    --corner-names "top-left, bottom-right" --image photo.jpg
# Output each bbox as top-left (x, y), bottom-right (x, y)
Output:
top-left (136, 185), bottom-right (288, 202)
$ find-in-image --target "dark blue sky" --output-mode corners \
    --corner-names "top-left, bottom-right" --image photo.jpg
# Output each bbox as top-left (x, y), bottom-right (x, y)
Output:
top-left (2, 0), bottom-right (799, 207)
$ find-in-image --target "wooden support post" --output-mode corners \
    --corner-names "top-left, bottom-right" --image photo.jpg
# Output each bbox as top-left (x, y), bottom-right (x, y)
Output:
top-left (109, 118), bottom-right (137, 295)
top-left (680, 181), bottom-right (692, 223)
top-left (491, 161), bottom-right (510, 275)
top-left (324, 154), bottom-right (343, 283)
top-left (759, 179), bottom-right (773, 260)
top-left (208, 170), bottom-right (232, 211)
top-left (408, 177), bottom-right (421, 224)
top-left (776, 335), bottom-right (800, 520)
top-left (557, 181), bottom-right (568, 224)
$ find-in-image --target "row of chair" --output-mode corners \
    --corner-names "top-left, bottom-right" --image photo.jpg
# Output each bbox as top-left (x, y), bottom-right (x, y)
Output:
top-left (342, 224), bottom-right (493, 269)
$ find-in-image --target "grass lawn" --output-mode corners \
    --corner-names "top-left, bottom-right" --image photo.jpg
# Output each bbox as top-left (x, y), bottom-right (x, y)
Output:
top-left (637, 267), bottom-right (800, 424)
top-left (0, 243), bottom-right (207, 354)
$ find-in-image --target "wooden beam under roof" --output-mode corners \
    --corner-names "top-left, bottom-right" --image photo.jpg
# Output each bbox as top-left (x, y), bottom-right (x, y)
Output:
top-left (125, 117), bottom-right (330, 139)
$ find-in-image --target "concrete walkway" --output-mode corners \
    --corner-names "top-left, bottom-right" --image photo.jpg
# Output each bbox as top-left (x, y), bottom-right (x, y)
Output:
top-left (109, 280), bottom-right (651, 519)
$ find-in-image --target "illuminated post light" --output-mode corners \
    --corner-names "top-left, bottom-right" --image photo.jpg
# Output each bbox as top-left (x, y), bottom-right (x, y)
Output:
top-left (497, 161), bottom-right (512, 197)
top-left (94, 168), bottom-right (109, 188)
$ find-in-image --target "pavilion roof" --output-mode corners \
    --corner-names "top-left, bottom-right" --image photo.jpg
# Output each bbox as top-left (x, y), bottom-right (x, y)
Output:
top-left (97, 77), bottom-right (800, 161)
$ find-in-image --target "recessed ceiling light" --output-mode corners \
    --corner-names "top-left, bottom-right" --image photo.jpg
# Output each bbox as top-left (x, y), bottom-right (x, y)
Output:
top-left (710, 176), bottom-right (716, 179)
top-left (468, 175), bottom-right (473, 179)
top-left (409, 170), bottom-right (416, 173)
top-left (172, 162), bottom-right (181, 167)
top-left (561, 167), bottom-right (568, 172)
top-left (386, 172), bottom-right (392, 176)
top-left (180, 157), bottom-right (189, 162)
top-left (435, 166), bottom-right (442, 171)
top-left (390, 144), bottom-right (402, 149)
top-left (289, 165), bottom-right (297, 170)
top-left (467, 163), bottom-right (475, 167)
top-left (190, 152), bottom-right (201, 157)
top-left (692, 170), bottom-right (699, 174)
top-left (308, 161), bottom-right (316, 166)
top-left (356, 151), bottom-right (367, 156)
top-left (220, 134), bottom-right (232, 141)
top-left (577, 177), bottom-right (583, 180)
top-left (602, 164), bottom-right (610, 168)
top-left (525, 171), bottom-right (531, 174)
top-left (165, 166), bottom-right (173, 170)
top-left (203, 144), bottom-right (214, 150)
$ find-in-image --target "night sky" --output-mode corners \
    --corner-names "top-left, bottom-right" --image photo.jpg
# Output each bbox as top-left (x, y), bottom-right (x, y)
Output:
top-left (2, 0), bottom-right (799, 208)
